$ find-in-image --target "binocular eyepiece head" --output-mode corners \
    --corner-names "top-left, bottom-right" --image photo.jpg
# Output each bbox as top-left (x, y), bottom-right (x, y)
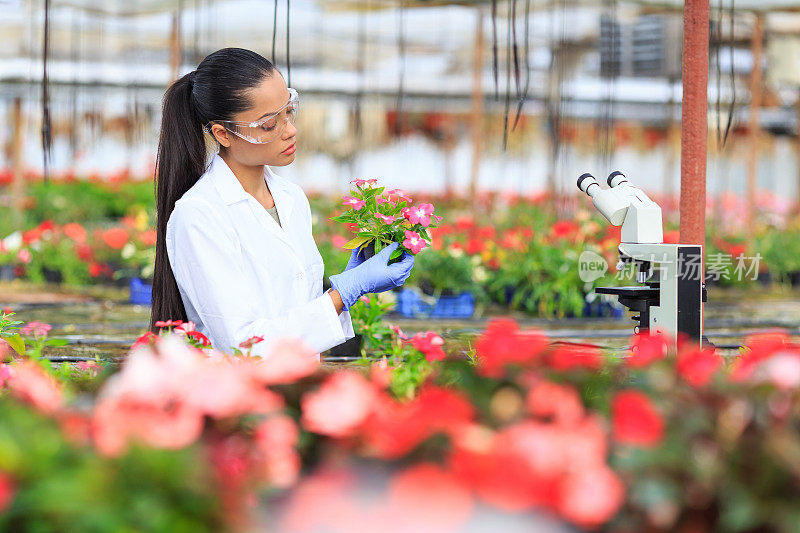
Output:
top-left (577, 171), bottom-right (630, 197)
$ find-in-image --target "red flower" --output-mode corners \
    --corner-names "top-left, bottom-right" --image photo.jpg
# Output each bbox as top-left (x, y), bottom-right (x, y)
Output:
top-left (238, 335), bottom-right (265, 350)
top-left (611, 390), bottom-right (664, 448)
top-left (546, 343), bottom-right (603, 371)
top-left (0, 473), bottom-right (14, 512)
top-left (102, 227), bottom-right (129, 250)
top-left (63, 222), bottom-right (87, 243)
top-left (132, 331), bottom-right (158, 350)
top-left (409, 331), bottom-right (446, 361)
top-left (475, 319), bottom-right (548, 378)
top-left (154, 319), bottom-right (184, 329)
top-left (731, 331), bottom-right (793, 382)
top-left (185, 330), bottom-right (212, 348)
top-left (139, 229), bottom-right (157, 246)
top-left (551, 220), bottom-right (579, 240)
top-left (626, 333), bottom-right (668, 368)
top-left (527, 380), bottom-right (584, 426)
top-left (676, 346), bottom-right (722, 387)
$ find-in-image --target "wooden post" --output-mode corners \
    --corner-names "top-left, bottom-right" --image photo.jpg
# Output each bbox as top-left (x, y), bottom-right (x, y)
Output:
top-left (169, 10), bottom-right (182, 81)
top-left (680, 0), bottom-right (709, 247)
top-left (469, 8), bottom-right (484, 199)
top-left (10, 98), bottom-right (25, 229)
top-left (746, 13), bottom-right (764, 233)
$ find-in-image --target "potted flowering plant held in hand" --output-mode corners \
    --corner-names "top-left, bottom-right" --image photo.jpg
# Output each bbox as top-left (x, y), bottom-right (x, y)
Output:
top-left (330, 179), bottom-right (442, 264)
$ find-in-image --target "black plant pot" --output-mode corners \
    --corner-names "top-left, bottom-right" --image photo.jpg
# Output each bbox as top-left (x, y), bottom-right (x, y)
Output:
top-left (789, 271), bottom-right (800, 288)
top-left (0, 265), bottom-right (15, 281)
top-left (327, 334), bottom-right (363, 360)
top-left (360, 242), bottom-right (376, 261)
top-left (757, 270), bottom-right (772, 287)
top-left (42, 267), bottom-right (63, 284)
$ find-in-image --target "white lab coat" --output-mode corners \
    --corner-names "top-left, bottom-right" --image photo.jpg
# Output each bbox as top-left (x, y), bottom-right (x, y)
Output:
top-left (165, 152), bottom-right (354, 358)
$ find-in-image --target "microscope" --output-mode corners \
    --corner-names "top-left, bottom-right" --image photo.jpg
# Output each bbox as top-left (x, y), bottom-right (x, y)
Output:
top-left (577, 171), bottom-right (705, 345)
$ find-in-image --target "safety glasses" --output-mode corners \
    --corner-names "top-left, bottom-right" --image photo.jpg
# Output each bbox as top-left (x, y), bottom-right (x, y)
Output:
top-left (207, 87), bottom-right (299, 144)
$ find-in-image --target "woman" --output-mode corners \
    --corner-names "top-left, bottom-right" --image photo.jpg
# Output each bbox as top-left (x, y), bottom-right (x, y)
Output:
top-left (150, 48), bottom-right (414, 357)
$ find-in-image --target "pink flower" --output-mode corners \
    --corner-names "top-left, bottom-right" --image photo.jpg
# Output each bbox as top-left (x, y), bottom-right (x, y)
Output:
top-left (20, 321), bottom-right (52, 337)
top-left (250, 338), bottom-right (320, 384)
top-left (254, 414), bottom-right (301, 488)
top-left (410, 331), bottom-right (446, 362)
top-left (7, 361), bottom-right (63, 415)
top-left (77, 360), bottom-right (101, 376)
top-left (375, 213), bottom-right (397, 224)
top-left (0, 364), bottom-right (13, 387)
top-left (16, 249), bottom-right (31, 264)
top-left (376, 197), bottom-right (390, 205)
top-left (342, 195), bottom-right (366, 210)
top-left (557, 466), bottom-right (625, 528)
top-left (389, 324), bottom-right (407, 340)
top-left (403, 230), bottom-right (428, 254)
top-left (331, 235), bottom-right (347, 249)
top-left (402, 204), bottom-right (435, 227)
top-left (370, 357), bottom-right (394, 388)
top-left (349, 178), bottom-right (377, 188)
top-left (239, 335), bottom-right (265, 350)
top-left (154, 319), bottom-right (183, 329)
top-left (387, 189), bottom-right (412, 203)
top-left (301, 371), bottom-right (377, 438)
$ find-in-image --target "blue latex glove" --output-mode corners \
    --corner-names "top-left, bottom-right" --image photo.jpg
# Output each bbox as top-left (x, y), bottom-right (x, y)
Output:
top-left (330, 242), bottom-right (415, 308)
top-left (344, 244), bottom-right (369, 271)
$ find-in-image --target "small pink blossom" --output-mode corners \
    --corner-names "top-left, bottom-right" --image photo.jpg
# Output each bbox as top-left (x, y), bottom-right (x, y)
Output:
top-left (20, 321), bottom-right (52, 337)
top-left (359, 295), bottom-right (371, 304)
top-left (349, 178), bottom-right (377, 188)
top-left (239, 335), bottom-right (265, 350)
top-left (77, 360), bottom-right (102, 376)
top-left (154, 320), bottom-right (183, 329)
top-left (301, 371), bottom-right (377, 438)
top-left (342, 195), bottom-right (366, 210)
top-left (402, 204), bottom-right (435, 227)
top-left (389, 324), bottom-right (407, 340)
top-left (376, 197), bottom-right (390, 205)
top-left (410, 331), bottom-right (446, 362)
top-left (17, 249), bottom-right (31, 264)
top-left (370, 358), bottom-right (394, 388)
top-left (254, 415), bottom-right (301, 488)
top-left (387, 189), bottom-right (413, 203)
top-left (375, 213), bottom-right (397, 224)
top-left (403, 230), bottom-right (428, 254)
top-left (331, 235), bottom-right (347, 249)
top-left (249, 338), bottom-right (320, 384)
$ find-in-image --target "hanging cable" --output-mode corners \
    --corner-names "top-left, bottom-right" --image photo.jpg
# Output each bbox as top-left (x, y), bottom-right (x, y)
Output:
top-left (513, 0), bottom-right (531, 131)
top-left (503, 0), bottom-right (513, 150)
top-left (286, 0), bottom-right (291, 86)
top-left (272, 0), bottom-right (278, 63)
top-left (41, 0), bottom-right (52, 183)
top-left (722, 0), bottom-right (736, 147)
top-left (395, 0), bottom-right (406, 136)
top-left (491, 0), bottom-right (499, 99)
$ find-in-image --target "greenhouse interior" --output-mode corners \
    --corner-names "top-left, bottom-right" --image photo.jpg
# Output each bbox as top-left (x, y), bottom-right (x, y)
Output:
top-left (2, 0), bottom-right (800, 531)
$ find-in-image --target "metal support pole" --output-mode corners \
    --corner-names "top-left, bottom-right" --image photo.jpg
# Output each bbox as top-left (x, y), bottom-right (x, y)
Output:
top-left (747, 14), bottom-right (764, 233)
top-left (679, 0), bottom-right (709, 247)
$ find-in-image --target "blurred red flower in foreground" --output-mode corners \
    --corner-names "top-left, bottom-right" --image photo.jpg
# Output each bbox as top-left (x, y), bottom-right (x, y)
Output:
top-left (101, 227), bottom-right (129, 250)
top-left (408, 331), bottom-right (445, 362)
top-left (475, 319), bottom-right (548, 378)
top-left (0, 473), bottom-right (15, 512)
top-left (612, 390), bottom-right (664, 448)
top-left (676, 346), bottom-right (723, 387)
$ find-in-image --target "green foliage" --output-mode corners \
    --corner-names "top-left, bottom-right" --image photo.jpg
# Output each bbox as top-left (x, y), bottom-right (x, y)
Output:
top-left (26, 181), bottom-right (154, 226)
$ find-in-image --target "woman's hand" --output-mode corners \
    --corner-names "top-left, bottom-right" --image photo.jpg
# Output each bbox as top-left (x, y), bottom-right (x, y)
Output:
top-left (344, 246), bottom-right (368, 271)
top-left (329, 243), bottom-right (415, 309)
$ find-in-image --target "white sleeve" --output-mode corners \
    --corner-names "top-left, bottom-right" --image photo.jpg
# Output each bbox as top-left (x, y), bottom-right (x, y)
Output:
top-left (166, 199), bottom-right (348, 357)
top-left (297, 187), bottom-right (356, 343)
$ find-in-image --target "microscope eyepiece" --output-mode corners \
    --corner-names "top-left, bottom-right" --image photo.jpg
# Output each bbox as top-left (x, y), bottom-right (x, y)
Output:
top-left (607, 171), bottom-right (628, 188)
top-left (577, 173), bottom-right (599, 195)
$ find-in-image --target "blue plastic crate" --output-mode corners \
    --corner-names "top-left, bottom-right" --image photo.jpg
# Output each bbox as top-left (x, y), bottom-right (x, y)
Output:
top-left (395, 290), bottom-right (475, 319)
top-left (129, 277), bottom-right (153, 306)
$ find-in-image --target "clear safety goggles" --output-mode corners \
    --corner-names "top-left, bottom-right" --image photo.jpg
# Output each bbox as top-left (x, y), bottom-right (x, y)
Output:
top-left (207, 87), bottom-right (299, 144)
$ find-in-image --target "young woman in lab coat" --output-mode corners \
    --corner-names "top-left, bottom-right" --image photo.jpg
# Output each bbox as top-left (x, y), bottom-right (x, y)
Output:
top-left (149, 48), bottom-right (415, 357)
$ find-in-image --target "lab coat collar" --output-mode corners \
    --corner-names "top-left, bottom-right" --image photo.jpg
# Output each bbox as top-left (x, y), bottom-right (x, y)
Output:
top-left (208, 152), bottom-right (298, 255)
top-left (209, 152), bottom-right (294, 220)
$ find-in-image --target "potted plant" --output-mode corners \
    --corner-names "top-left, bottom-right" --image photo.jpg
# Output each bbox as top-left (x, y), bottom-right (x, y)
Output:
top-left (330, 179), bottom-right (441, 265)
top-left (399, 246), bottom-right (482, 319)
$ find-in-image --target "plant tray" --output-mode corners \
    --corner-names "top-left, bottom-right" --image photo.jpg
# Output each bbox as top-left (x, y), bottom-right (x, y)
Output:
top-left (129, 277), bottom-right (153, 306)
top-left (395, 290), bottom-right (475, 319)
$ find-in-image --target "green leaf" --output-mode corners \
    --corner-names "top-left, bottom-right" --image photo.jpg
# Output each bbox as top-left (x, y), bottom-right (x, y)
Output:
top-left (4, 334), bottom-right (25, 357)
top-left (390, 249), bottom-right (404, 261)
top-left (343, 235), bottom-right (373, 250)
top-left (45, 339), bottom-right (69, 347)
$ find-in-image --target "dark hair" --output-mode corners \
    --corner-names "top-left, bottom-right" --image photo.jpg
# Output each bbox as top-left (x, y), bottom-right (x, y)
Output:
top-left (150, 48), bottom-right (277, 332)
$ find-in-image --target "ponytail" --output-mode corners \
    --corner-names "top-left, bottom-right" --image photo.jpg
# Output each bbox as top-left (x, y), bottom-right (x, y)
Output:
top-left (149, 48), bottom-right (277, 332)
top-left (149, 72), bottom-right (204, 331)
